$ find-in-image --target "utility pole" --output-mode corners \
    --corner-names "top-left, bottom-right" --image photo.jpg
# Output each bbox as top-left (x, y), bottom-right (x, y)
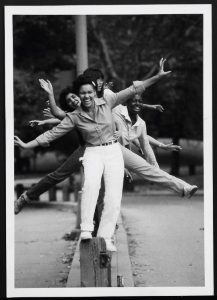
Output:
top-left (75, 15), bottom-right (88, 76)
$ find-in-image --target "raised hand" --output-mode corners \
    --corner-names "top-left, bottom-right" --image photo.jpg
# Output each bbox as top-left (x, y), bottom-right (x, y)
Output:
top-left (158, 58), bottom-right (172, 76)
top-left (161, 143), bottom-right (182, 151)
top-left (39, 79), bottom-right (53, 95)
top-left (14, 136), bottom-right (27, 149)
top-left (43, 107), bottom-right (55, 119)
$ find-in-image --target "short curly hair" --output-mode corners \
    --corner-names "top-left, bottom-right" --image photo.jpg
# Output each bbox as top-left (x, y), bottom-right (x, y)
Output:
top-left (58, 86), bottom-right (73, 111)
top-left (72, 74), bottom-right (96, 96)
top-left (83, 68), bottom-right (104, 81)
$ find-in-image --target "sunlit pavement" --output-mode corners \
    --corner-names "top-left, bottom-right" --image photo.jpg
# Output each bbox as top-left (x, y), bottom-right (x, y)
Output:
top-left (121, 194), bottom-right (204, 287)
top-left (14, 193), bottom-right (204, 288)
top-left (15, 202), bottom-right (77, 288)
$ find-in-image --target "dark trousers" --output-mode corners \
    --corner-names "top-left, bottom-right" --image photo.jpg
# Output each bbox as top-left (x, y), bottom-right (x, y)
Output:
top-left (27, 146), bottom-right (85, 199)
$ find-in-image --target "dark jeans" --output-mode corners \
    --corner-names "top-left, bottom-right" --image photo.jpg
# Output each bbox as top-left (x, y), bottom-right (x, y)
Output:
top-left (27, 146), bottom-right (85, 200)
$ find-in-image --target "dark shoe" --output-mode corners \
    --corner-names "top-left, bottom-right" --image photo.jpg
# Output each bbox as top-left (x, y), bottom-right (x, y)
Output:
top-left (14, 192), bottom-right (29, 214)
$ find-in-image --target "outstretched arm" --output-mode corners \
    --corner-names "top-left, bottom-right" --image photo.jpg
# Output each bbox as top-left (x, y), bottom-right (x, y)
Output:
top-left (141, 104), bottom-right (164, 112)
top-left (148, 135), bottom-right (182, 151)
top-left (39, 79), bottom-right (67, 120)
top-left (136, 58), bottom-right (171, 89)
top-left (14, 136), bottom-right (40, 149)
top-left (29, 118), bottom-right (61, 127)
top-left (138, 125), bottom-right (159, 168)
top-left (109, 58), bottom-right (171, 108)
top-left (15, 114), bottom-right (75, 149)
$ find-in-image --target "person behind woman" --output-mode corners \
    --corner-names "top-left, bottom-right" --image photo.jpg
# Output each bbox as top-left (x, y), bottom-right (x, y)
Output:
top-left (19, 87), bottom-right (87, 213)
top-left (112, 93), bottom-right (198, 197)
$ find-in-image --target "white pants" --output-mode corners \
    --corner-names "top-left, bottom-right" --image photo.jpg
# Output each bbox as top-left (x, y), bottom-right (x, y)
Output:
top-left (80, 143), bottom-right (124, 239)
top-left (121, 145), bottom-right (191, 196)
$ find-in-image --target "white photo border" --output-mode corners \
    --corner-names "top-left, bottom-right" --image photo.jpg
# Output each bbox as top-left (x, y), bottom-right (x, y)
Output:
top-left (5, 4), bottom-right (213, 297)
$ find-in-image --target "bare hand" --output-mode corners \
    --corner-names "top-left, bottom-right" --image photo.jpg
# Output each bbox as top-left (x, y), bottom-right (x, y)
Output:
top-left (39, 79), bottom-right (53, 95)
top-left (29, 120), bottom-right (45, 127)
top-left (158, 58), bottom-right (172, 77)
top-left (113, 130), bottom-right (121, 140)
top-left (43, 107), bottom-right (55, 119)
top-left (153, 105), bottom-right (164, 112)
top-left (124, 168), bottom-right (133, 182)
top-left (14, 136), bottom-right (27, 149)
top-left (161, 143), bottom-right (182, 151)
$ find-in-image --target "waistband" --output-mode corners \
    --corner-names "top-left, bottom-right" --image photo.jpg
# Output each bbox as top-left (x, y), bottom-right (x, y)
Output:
top-left (101, 140), bottom-right (117, 146)
top-left (87, 140), bottom-right (118, 147)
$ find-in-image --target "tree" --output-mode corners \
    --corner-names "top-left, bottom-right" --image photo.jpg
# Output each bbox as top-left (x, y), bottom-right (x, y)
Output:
top-left (87, 14), bottom-right (203, 175)
top-left (13, 14), bottom-right (203, 175)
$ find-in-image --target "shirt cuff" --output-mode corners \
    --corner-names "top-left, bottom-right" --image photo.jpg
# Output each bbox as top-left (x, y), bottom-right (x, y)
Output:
top-left (35, 135), bottom-right (50, 147)
top-left (133, 81), bottom-right (146, 95)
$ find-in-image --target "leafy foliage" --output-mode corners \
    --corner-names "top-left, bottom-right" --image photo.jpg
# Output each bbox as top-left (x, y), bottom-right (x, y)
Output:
top-left (13, 14), bottom-right (203, 147)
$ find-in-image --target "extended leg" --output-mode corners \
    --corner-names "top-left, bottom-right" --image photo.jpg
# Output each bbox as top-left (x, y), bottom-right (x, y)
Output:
top-left (121, 145), bottom-right (197, 197)
top-left (14, 146), bottom-right (85, 214)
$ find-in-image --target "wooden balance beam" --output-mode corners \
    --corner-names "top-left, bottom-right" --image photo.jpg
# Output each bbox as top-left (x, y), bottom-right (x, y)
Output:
top-left (66, 215), bottom-right (134, 287)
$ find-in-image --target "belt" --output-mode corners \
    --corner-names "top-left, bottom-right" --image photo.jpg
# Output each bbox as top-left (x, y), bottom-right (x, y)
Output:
top-left (101, 140), bottom-right (117, 146)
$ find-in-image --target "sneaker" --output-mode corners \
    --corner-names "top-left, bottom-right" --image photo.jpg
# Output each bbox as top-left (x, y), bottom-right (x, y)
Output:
top-left (80, 231), bottom-right (92, 240)
top-left (105, 239), bottom-right (117, 252)
top-left (184, 185), bottom-right (198, 199)
top-left (14, 192), bottom-right (29, 215)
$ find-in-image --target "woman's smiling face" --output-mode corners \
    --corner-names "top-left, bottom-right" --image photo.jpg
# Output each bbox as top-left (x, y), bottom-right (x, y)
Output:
top-left (127, 94), bottom-right (143, 114)
top-left (65, 93), bottom-right (81, 109)
top-left (79, 84), bottom-right (96, 109)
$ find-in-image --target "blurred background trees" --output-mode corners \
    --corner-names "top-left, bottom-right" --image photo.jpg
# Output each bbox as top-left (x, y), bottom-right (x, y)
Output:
top-left (13, 14), bottom-right (203, 176)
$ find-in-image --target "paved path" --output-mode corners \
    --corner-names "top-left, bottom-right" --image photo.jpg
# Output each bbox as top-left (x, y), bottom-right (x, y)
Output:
top-left (14, 192), bottom-right (204, 289)
top-left (15, 202), bottom-right (77, 288)
top-left (121, 194), bottom-right (204, 287)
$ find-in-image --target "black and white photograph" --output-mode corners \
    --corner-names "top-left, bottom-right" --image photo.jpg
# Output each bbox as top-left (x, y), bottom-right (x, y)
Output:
top-left (5, 3), bottom-right (213, 297)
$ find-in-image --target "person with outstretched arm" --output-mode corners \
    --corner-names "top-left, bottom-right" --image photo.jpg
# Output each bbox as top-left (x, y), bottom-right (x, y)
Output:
top-left (14, 62), bottom-right (171, 251)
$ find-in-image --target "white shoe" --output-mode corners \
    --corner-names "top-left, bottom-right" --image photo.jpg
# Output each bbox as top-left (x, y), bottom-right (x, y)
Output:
top-left (184, 185), bottom-right (198, 198)
top-left (80, 231), bottom-right (92, 240)
top-left (105, 239), bottom-right (117, 252)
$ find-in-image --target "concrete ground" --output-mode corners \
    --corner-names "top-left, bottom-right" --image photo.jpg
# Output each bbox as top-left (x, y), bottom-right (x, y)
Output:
top-left (15, 202), bottom-right (77, 288)
top-left (14, 190), bottom-right (204, 289)
top-left (121, 193), bottom-right (204, 287)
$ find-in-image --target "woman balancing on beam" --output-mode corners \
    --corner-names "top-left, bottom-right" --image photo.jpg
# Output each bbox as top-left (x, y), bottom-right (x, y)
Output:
top-left (14, 60), bottom-right (168, 218)
top-left (13, 59), bottom-right (197, 250)
top-left (14, 59), bottom-right (172, 252)
top-left (26, 72), bottom-right (167, 233)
